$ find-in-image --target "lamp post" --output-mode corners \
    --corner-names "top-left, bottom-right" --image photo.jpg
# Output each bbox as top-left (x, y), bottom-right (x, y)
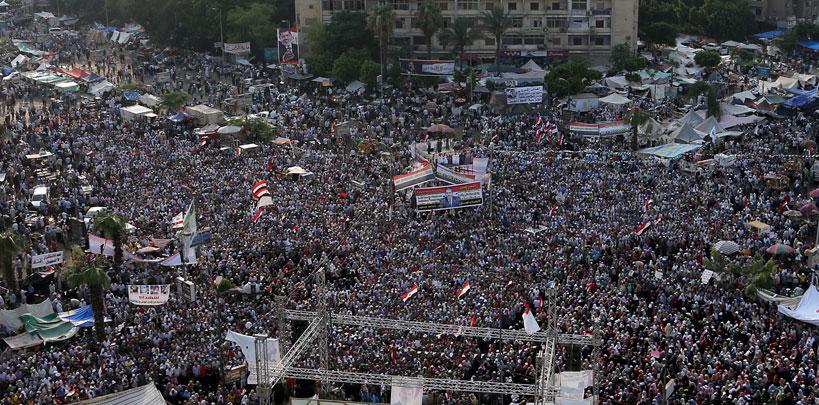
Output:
top-left (213, 7), bottom-right (225, 65)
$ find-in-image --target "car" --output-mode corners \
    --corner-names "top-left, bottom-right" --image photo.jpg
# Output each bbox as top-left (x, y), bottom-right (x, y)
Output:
top-left (30, 186), bottom-right (49, 208)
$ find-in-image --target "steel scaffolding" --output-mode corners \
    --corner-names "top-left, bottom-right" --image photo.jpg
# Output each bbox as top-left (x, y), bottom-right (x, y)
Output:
top-left (261, 271), bottom-right (600, 404)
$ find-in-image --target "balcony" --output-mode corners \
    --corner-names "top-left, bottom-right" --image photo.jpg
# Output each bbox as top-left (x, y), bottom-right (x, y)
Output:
top-left (591, 8), bottom-right (611, 15)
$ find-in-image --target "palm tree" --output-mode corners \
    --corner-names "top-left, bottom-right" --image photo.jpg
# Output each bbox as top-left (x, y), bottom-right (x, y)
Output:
top-left (367, 5), bottom-right (395, 96)
top-left (64, 247), bottom-right (110, 343)
top-left (624, 107), bottom-right (650, 151)
top-left (416, 0), bottom-right (442, 58)
top-left (480, 6), bottom-right (511, 75)
top-left (93, 213), bottom-right (127, 271)
top-left (0, 232), bottom-right (22, 298)
top-left (440, 17), bottom-right (479, 61)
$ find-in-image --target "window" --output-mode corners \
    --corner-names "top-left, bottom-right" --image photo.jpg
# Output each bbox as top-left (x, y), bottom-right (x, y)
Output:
top-left (508, 2), bottom-right (518, 10)
top-left (413, 36), bottom-right (426, 46)
top-left (552, 1), bottom-right (562, 10)
top-left (596, 1), bottom-right (604, 9)
top-left (531, 18), bottom-right (543, 27)
top-left (343, 0), bottom-right (364, 10)
top-left (571, 0), bottom-right (586, 10)
top-left (392, 0), bottom-right (409, 10)
top-left (486, 2), bottom-right (495, 9)
top-left (530, 2), bottom-right (539, 10)
top-left (546, 17), bottom-right (565, 29)
top-left (395, 18), bottom-right (404, 29)
top-left (410, 17), bottom-right (418, 28)
top-left (457, 0), bottom-right (478, 9)
top-left (593, 35), bottom-right (610, 45)
top-left (436, 0), bottom-right (450, 10)
top-left (485, 37), bottom-right (496, 46)
top-left (524, 35), bottom-right (543, 45)
top-left (441, 17), bottom-right (452, 28)
top-left (549, 37), bottom-right (561, 45)
top-left (595, 19), bottom-right (604, 28)
top-left (511, 17), bottom-right (523, 27)
top-left (502, 35), bottom-right (523, 45)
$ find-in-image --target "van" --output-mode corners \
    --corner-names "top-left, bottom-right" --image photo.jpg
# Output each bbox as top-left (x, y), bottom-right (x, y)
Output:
top-left (30, 186), bottom-right (49, 208)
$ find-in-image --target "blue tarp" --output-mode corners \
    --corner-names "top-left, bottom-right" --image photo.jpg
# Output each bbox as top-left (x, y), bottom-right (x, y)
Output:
top-left (122, 90), bottom-right (141, 101)
top-left (83, 73), bottom-right (104, 83)
top-left (95, 25), bottom-right (116, 32)
top-left (2, 66), bottom-right (14, 76)
top-left (58, 306), bottom-right (95, 327)
top-left (754, 31), bottom-right (783, 40)
top-left (784, 88), bottom-right (817, 97)
top-left (168, 112), bottom-right (190, 123)
top-left (784, 95), bottom-right (817, 108)
top-left (639, 143), bottom-right (702, 159)
top-left (800, 40), bottom-right (819, 51)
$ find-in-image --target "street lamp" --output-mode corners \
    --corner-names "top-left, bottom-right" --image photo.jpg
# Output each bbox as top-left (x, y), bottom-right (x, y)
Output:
top-left (212, 7), bottom-right (225, 65)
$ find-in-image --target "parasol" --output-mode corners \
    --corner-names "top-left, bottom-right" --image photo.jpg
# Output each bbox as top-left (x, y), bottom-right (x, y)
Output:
top-left (712, 240), bottom-right (740, 255)
top-left (766, 243), bottom-right (795, 255)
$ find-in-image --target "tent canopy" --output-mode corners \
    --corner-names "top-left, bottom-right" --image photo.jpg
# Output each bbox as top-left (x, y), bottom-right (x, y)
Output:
top-left (521, 59), bottom-right (544, 72)
top-left (778, 285), bottom-right (819, 326)
top-left (639, 143), bottom-right (702, 159)
top-left (598, 93), bottom-right (632, 105)
top-left (673, 122), bottom-right (706, 144)
top-left (678, 109), bottom-right (704, 127)
top-left (77, 383), bottom-right (166, 405)
top-left (754, 30), bottom-right (783, 40)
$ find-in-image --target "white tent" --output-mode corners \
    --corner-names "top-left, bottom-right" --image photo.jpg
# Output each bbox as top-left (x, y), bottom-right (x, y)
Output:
top-left (77, 383), bottom-right (166, 405)
top-left (10, 54), bottom-right (26, 68)
top-left (345, 80), bottom-right (365, 94)
top-left (89, 81), bottom-right (114, 96)
top-left (731, 90), bottom-right (756, 104)
top-left (792, 73), bottom-right (816, 86)
top-left (778, 285), bottom-right (819, 326)
top-left (521, 59), bottom-right (544, 72)
top-left (775, 76), bottom-right (799, 89)
top-left (673, 122), bottom-right (705, 144)
top-left (604, 76), bottom-right (629, 89)
top-left (598, 93), bottom-right (632, 106)
top-left (695, 116), bottom-right (725, 134)
top-left (139, 94), bottom-right (161, 107)
top-left (678, 109), bottom-right (704, 127)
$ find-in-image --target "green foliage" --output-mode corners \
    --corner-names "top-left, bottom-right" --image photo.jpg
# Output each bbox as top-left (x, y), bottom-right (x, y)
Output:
top-left (216, 278), bottom-right (236, 293)
top-left (226, 2), bottom-right (277, 55)
top-left (160, 91), bottom-right (191, 112)
top-left (610, 44), bottom-right (646, 72)
top-left (416, 0), bottom-right (442, 58)
top-left (625, 72), bottom-right (641, 82)
top-left (0, 231), bottom-right (23, 292)
top-left (368, 5), bottom-right (395, 86)
top-left (777, 22), bottom-right (819, 53)
top-left (440, 18), bottom-right (480, 58)
top-left (694, 50), bottom-right (721, 68)
top-left (93, 212), bottom-right (126, 270)
top-left (546, 61), bottom-right (602, 97)
top-left (245, 118), bottom-right (276, 142)
top-left (332, 49), bottom-right (371, 84)
top-left (686, 81), bottom-right (710, 98)
top-left (481, 6), bottom-right (511, 74)
top-left (624, 108), bottom-right (650, 150)
top-left (701, 0), bottom-right (757, 41)
top-left (742, 253), bottom-right (777, 296)
top-left (324, 12), bottom-right (378, 60)
top-left (359, 59), bottom-right (381, 90)
top-left (642, 22), bottom-right (678, 48)
top-left (63, 246), bottom-right (110, 342)
top-left (707, 86), bottom-right (721, 118)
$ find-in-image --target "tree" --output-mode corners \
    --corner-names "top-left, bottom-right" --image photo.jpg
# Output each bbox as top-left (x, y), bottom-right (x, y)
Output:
top-left (325, 11), bottom-right (378, 60)
top-left (367, 5), bottom-right (395, 92)
top-left (439, 18), bottom-right (479, 60)
top-left (64, 246), bottom-right (110, 343)
top-left (453, 67), bottom-right (478, 101)
top-left (742, 253), bottom-right (776, 297)
top-left (0, 232), bottom-right (22, 298)
top-left (546, 61), bottom-right (602, 97)
top-left (160, 91), bottom-right (191, 112)
top-left (610, 44), bottom-right (646, 72)
top-left (416, 0), bottom-right (442, 58)
top-left (624, 108), bottom-right (650, 151)
top-left (480, 6), bottom-right (511, 75)
top-left (92, 213), bottom-right (127, 272)
top-left (359, 59), bottom-right (381, 90)
top-left (694, 50), bottom-right (721, 68)
top-left (226, 3), bottom-right (278, 56)
top-left (333, 52), bottom-right (364, 85)
top-left (228, 117), bottom-right (276, 142)
top-left (706, 86), bottom-right (721, 118)
top-left (642, 22), bottom-right (678, 48)
top-left (703, 248), bottom-right (742, 287)
top-left (701, 0), bottom-right (755, 41)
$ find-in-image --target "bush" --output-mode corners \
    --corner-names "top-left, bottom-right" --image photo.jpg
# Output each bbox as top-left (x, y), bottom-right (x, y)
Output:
top-left (694, 50), bottom-right (722, 68)
top-left (359, 59), bottom-right (381, 91)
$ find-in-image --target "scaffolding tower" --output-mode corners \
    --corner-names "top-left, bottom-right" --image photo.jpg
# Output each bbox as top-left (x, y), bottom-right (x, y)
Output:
top-left (258, 268), bottom-right (601, 404)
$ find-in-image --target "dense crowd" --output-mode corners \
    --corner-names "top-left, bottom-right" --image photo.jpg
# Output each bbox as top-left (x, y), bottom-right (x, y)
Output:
top-left (0, 15), bottom-right (818, 405)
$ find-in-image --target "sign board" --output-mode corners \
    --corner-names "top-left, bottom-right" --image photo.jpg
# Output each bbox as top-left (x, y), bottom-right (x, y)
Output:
top-left (277, 28), bottom-right (299, 65)
top-left (214, 42), bottom-right (223, 49)
top-left (665, 379), bottom-right (676, 400)
top-left (155, 71), bottom-right (171, 83)
top-left (175, 277), bottom-right (196, 302)
top-left (223, 42), bottom-right (250, 54)
top-left (31, 251), bottom-right (63, 269)
top-left (127, 284), bottom-right (171, 306)
top-left (399, 59), bottom-right (455, 76)
top-left (505, 86), bottom-right (543, 105)
top-left (190, 229), bottom-right (212, 248)
top-left (224, 365), bottom-right (246, 383)
top-left (414, 182), bottom-right (483, 212)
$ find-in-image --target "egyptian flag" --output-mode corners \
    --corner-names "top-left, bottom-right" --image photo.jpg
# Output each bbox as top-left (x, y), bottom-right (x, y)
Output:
top-left (534, 115), bottom-right (543, 127)
top-left (644, 197), bottom-right (653, 211)
top-left (401, 285), bottom-right (419, 302)
top-left (522, 304), bottom-right (541, 334)
top-left (455, 282), bottom-right (471, 299)
top-left (171, 212), bottom-right (184, 229)
top-left (556, 132), bottom-right (564, 146)
top-left (778, 195), bottom-right (790, 212)
top-left (251, 181), bottom-right (271, 200)
top-left (654, 215), bottom-right (663, 226)
top-left (235, 148), bottom-right (242, 156)
top-left (469, 314), bottom-right (477, 327)
top-left (549, 206), bottom-right (559, 216)
top-left (634, 220), bottom-right (652, 235)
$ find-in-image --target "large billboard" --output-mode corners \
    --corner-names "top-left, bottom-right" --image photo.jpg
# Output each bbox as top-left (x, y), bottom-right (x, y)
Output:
top-left (399, 59), bottom-right (455, 76)
top-left (277, 28), bottom-right (299, 65)
top-left (505, 86), bottom-right (544, 105)
top-left (414, 182), bottom-right (483, 212)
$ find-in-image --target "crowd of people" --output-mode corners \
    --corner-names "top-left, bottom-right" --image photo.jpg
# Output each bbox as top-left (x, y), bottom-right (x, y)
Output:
top-left (0, 12), bottom-right (818, 405)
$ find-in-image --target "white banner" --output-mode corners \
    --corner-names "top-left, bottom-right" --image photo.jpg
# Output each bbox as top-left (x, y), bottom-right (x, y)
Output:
top-left (504, 85), bottom-right (543, 105)
top-left (224, 42), bottom-right (251, 54)
top-left (127, 285), bottom-right (171, 306)
top-left (390, 384), bottom-right (423, 405)
top-left (31, 251), bottom-right (63, 269)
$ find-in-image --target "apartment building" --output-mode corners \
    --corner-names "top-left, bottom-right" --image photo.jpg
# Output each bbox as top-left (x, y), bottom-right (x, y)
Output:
top-left (749, 0), bottom-right (819, 28)
top-left (296, 0), bottom-right (638, 64)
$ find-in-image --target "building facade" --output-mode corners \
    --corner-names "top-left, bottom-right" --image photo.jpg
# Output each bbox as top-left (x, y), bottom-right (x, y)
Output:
top-left (296, 0), bottom-right (638, 64)
top-left (749, 0), bottom-right (819, 28)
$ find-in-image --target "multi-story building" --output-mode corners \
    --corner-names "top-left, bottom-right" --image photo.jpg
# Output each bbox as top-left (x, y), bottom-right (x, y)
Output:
top-left (749, 0), bottom-right (819, 28)
top-left (296, 0), bottom-right (638, 65)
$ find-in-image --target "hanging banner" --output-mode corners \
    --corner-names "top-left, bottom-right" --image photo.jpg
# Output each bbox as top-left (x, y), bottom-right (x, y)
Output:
top-left (399, 59), bottom-right (455, 76)
top-left (504, 85), bottom-right (544, 105)
top-left (176, 277), bottom-right (196, 302)
top-left (277, 28), bottom-right (299, 65)
top-left (393, 163), bottom-right (435, 191)
top-left (414, 182), bottom-right (483, 212)
top-left (31, 251), bottom-right (64, 269)
top-left (127, 285), bottom-right (171, 306)
top-left (223, 42), bottom-right (251, 54)
top-left (435, 164), bottom-right (477, 185)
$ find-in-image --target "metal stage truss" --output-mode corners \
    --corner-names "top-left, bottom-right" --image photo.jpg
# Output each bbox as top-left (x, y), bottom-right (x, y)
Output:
top-left (253, 269), bottom-right (602, 405)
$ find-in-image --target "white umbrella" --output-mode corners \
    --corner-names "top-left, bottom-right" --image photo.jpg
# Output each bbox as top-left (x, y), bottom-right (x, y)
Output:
top-left (713, 240), bottom-right (740, 255)
top-left (217, 125), bottom-right (242, 135)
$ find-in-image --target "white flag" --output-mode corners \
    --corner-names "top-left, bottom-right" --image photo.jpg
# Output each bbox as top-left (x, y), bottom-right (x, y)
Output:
top-left (176, 202), bottom-right (198, 261)
top-left (522, 308), bottom-right (541, 335)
